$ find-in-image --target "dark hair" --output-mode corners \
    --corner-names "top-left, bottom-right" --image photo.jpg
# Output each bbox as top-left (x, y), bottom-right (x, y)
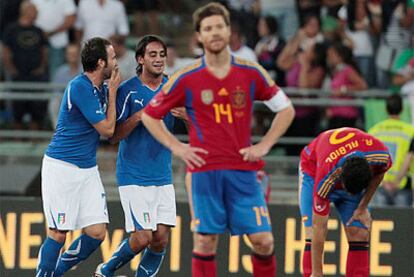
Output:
top-left (386, 94), bottom-right (403, 115)
top-left (302, 14), bottom-right (321, 28)
top-left (263, 16), bottom-right (278, 35)
top-left (193, 2), bottom-right (230, 32)
top-left (341, 156), bottom-right (372, 195)
top-left (135, 35), bottom-right (167, 74)
top-left (382, 0), bottom-right (406, 33)
top-left (329, 42), bottom-right (361, 74)
top-left (81, 37), bottom-right (111, 72)
top-left (347, 0), bottom-right (372, 32)
top-left (311, 42), bottom-right (327, 69)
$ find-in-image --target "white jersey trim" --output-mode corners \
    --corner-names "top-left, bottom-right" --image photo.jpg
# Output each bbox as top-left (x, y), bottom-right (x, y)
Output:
top-left (117, 91), bottom-right (138, 121)
top-left (67, 84), bottom-right (73, 111)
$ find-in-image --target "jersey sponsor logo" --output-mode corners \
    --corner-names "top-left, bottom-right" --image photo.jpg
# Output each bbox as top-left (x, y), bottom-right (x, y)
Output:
top-left (57, 213), bottom-right (65, 224)
top-left (134, 98), bottom-right (144, 107)
top-left (201, 89), bottom-right (214, 105)
top-left (218, 88), bottom-right (229, 96)
top-left (231, 87), bottom-right (246, 109)
top-left (314, 197), bottom-right (328, 213)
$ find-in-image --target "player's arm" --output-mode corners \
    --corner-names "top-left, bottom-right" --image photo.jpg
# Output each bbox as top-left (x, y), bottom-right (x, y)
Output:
top-left (346, 172), bottom-right (385, 228)
top-left (93, 66), bottom-right (121, 137)
top-left (109, 110), bottom-right (142, 144)
top-left (240, 90), bottom-right (295, 161)
top-left (311, 212), bottom-right (329, 277)
top-left (392, 139), bottom-right (414, 186)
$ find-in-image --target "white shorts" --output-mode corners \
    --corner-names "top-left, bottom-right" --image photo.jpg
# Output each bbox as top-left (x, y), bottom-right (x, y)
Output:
top-left (41, 155), bottom-right (109, 231)
top-left (119, 184), bottom-right (176, 232)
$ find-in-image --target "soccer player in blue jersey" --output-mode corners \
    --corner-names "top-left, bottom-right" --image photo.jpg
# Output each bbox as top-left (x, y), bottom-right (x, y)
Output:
top-left (94, 35), bottom-right (179, 277)
top-left (36, 37), bottom-right (121, 277)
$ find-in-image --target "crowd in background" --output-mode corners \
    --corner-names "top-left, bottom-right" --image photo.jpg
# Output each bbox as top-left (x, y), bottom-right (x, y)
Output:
top-left (0, 0), bottom-right (413, 135)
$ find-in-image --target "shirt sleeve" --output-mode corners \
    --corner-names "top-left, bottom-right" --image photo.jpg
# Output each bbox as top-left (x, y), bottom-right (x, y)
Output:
top-left (144, 74), bottom-right (186, 119)
top-left (70, 82), bottom-right (106, 125)
top-left (64, 0), bottom-right (77, 16)
top-left (115, 87), bottom-right (130, 124)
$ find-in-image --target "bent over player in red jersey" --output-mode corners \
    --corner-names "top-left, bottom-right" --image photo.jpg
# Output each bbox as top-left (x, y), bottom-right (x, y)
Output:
top-left (299, 128), bottom-right (392, 277)
top-left (142, 3), bottom-right (295, 276)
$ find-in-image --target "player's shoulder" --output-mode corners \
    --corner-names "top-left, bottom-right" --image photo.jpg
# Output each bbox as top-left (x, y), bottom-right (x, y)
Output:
top-left (69, 74), bottom-right (90, 90)
top-left (232, 56), bottom-right (274, 84)
top-left (163, 59), bottom-right (203, 90)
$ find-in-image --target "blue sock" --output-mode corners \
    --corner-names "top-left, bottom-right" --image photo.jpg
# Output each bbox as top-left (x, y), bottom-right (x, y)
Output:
top-left (54, 234), bottom-right (102, 276)
top-left (36, 237), bottom-right (64, 277)
top-left (100, 238), bottom-right (137, 276)
top-left (136, 247), bottom-right (166, 277)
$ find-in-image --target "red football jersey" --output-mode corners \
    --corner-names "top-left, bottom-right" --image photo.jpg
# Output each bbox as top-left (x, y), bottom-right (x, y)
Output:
top-left (145, 56), bottom-right (289, 172)
top-left (300, 127), bottom-right (392, 215)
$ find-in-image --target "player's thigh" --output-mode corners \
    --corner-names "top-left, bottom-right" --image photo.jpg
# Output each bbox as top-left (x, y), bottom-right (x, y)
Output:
top-left (331, 190), bottom-right (366, 229)
top-left (119, 185), bottom-right (157, 232)
top-left (191, 171), bottom-right (227, 234)
top-left (156, 184), bottom-right (176, 228)
top-left (77, 167), bottom-right (109, 229)
top-left (299, 167), bottom-right (314, 229)
top-left (224, 170), bottom-right (271, 235)
top-left (41, 156), bottom-right (83, 231)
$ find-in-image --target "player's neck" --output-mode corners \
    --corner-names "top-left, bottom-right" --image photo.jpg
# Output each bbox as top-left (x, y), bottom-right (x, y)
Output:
top-left (139, 72), bottom-right (163, 90)
top-left (389, 115), bottom-right (400, 120)
top-left (204, 49), bottom-right (231, 79)
top-left (84, 71), bottom-right (104, 88)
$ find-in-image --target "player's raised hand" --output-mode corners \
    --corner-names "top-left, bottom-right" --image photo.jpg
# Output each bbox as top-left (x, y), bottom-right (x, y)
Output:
top-left (346, 207), bottom-right (371, 229)
top-left (108, 65), bottom-right (121, 93)
top-left (171, 142), bottom-right (208, 170)
top-left (239, 143), bottom-right (270, 162)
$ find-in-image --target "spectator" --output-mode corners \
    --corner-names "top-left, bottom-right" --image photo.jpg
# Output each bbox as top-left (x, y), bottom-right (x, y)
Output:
top-left (225, 0), bottom-right (260, 48)
top-left (326, 42), bottom-right (368, 129)
top-left (110, 35), bottom-right (135, 81)
top-left (32, 0), bottom-right (76, 77)
top-left (255, 16), bottom-right (285, 85)
top-left (297, 0), bottom-right (322, 25)
top-left (260, 0), bottom-right (299, 40)
top-left (278, 42), bottom-right (327, 155)
top-left (164, 42), bottom-right (193, 76)
top-left (0, 0), bottom-right (24, 42)
top-left (49, 43), bottom-right (82, 128)
top-left (369, 94), bottom-right (414, 207)
top-left (2, 0), bottom-right (48, 130)
top-left (75, 0), bottom-right (129, 43)
top-left (338, 0), bottom-right (376, 87)
top-left (375, 0), bottom-right (414, 89)
top-left (391, 33), bottom-right (414, 91)
top-left (128, 0), bottom-right (160, 37)
top-left (230, 22), bottom-right (257, 62)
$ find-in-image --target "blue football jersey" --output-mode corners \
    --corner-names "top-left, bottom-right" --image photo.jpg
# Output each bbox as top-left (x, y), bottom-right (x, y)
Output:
top-left (46, 74), bottom-right (108, 168)
top-left (116, 75), bottom-right (174, 186)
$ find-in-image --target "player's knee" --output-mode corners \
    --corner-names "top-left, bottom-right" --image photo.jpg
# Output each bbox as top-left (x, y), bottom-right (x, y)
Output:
top-left (250, 233), bottom-right (274, 255)
top-left (150, 236), bottom-right (169, 252)
top-left (130, 231), bottom-right (152, 252)
top-left (48, 229), bottom-right (67, 243)
top-left (194, 234), bottom-right (218, 254)
top-left (346, 226), bottom-right (370, 242)
top-left (84, 224), bottom-right (107, 241)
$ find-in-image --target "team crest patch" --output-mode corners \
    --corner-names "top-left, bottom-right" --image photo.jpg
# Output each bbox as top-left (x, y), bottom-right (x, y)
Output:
top-left (57, 213), bottom-right (65, 224)
top-left (150, 98), bottom-right (161, 107)
top-left (231, 87), bottom-right (246, 109)
top-left (201, 89), bottom-right (214, 105)
top-left (143, 212), bottom-right (151, 223)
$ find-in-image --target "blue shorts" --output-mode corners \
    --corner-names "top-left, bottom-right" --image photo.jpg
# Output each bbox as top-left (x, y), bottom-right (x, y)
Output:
top-left (299, 167), bottom-right (366, 229)
top-left (191, 170), bottom-right (272, 235)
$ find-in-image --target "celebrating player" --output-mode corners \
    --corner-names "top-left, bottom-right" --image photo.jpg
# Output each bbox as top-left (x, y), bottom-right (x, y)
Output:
top-left (142, 3), bottom-right (295, 276)
top-left (94, 35), bottom-right (179, 277)
top-left (298, 127), bottom-right (392, 277)
top-left (36, 37), bottom-right (120, 277)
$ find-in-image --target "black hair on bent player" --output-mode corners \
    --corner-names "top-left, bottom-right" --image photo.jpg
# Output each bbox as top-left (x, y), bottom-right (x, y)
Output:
top-left (340, 156), bottom-right (372, 195)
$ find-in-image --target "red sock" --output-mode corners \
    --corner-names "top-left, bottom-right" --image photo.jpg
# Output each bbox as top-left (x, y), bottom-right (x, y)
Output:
top-left (346, 241), bottom-right (369, 277)
top-left (251, 252), bottom-right (277, 277)
top-left (192, 251), bottom-right (216, 277)
top-left (302, 239), bottom-right (312, 277)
